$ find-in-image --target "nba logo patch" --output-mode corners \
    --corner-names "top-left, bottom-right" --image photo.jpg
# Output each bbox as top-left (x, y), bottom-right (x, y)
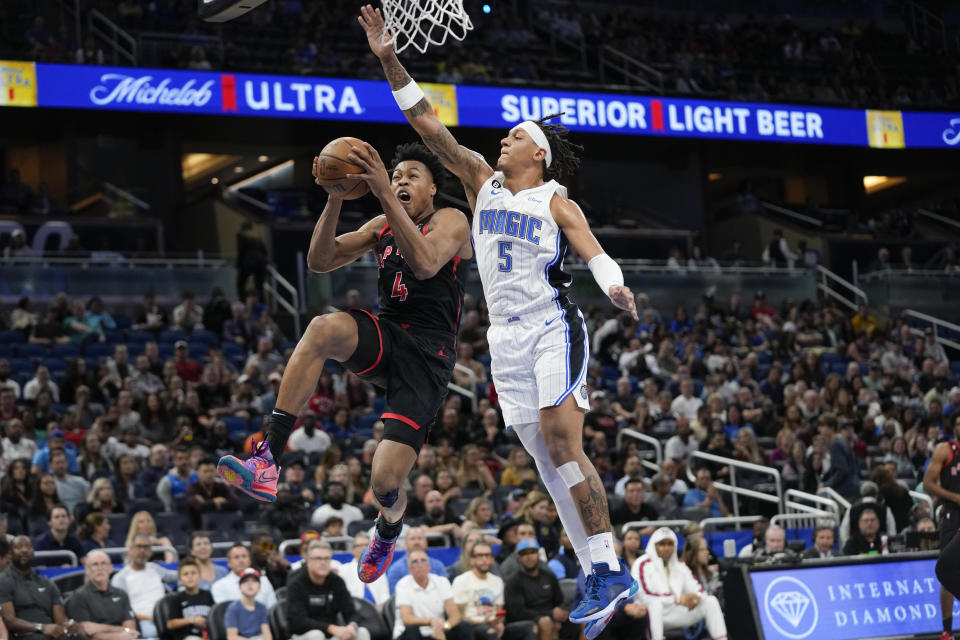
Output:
top-left (492, 180), bottom-right (501, 189)
top-left (580, 385), bottom-right (588, 399)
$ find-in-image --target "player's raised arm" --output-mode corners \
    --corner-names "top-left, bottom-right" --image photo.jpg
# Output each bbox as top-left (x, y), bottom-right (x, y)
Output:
top-left (358, 4), bottom-right (493, 196)
top-left (551, 195), bottom-right (638, 321)
top-left (306, 155), bottom-right (381, 273)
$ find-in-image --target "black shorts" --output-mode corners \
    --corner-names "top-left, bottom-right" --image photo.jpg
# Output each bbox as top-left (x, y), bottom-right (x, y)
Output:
top-left (341, 309), bottom-right (455, 454)
top-left (941, 507), bottom-right (960, 548)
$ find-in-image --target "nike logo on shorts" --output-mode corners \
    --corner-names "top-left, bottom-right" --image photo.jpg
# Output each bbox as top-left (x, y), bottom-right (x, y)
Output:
top-left (545, 314), bottom-right (562, 326)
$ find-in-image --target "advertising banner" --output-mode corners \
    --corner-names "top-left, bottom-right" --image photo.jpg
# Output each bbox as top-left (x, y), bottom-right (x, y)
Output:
top-left (0, 60), bottom-right (38, 107)
top-left (749, 557), bottom-right (953, 639)
top-left (7, 61), bottom-right (958, 149)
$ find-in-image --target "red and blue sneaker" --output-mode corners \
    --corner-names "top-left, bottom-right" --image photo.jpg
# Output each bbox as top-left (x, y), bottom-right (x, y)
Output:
top-left (217, 441), bottom-right (279, 502)
top-left (571, 560), bottom-right (639, 636)
top-left (357, 525), bottom-right (398, 583)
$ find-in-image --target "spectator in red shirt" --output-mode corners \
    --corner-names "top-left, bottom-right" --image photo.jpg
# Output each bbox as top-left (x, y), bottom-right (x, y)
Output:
top-left (750, 290), bottom-right (777, 325)
top-left (173, 341), bottom-right (202, 383)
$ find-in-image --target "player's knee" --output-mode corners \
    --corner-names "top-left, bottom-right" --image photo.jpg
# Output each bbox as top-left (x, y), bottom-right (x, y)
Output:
top-left (305, 314), bottom-right (338, 349)
top-left (371, 474), bottom-right (402, 500)
top-left (374, 486), bottom-right (400, 509)
top-left (544, 438), bottom-right (579, 467)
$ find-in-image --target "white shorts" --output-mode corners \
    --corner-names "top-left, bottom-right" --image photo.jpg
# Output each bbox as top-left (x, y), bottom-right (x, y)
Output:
top-left (487, 301), bottom-right (590, 426)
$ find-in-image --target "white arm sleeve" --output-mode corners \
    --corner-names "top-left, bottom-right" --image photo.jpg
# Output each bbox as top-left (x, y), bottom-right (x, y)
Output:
top-left (587, 253), bottom-right (624, 295)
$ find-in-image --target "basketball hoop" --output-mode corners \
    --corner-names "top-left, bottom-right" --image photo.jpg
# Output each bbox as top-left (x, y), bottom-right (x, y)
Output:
top-left (379, 0), bottom-right (474, 54)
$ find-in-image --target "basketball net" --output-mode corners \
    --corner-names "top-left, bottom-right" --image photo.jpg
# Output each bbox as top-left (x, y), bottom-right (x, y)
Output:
top-left (380, 0), bottom-right (473, 54)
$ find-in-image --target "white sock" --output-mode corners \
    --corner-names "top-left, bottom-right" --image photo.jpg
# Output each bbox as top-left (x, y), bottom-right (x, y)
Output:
top-left (587, 532), bottom-right (619, 572)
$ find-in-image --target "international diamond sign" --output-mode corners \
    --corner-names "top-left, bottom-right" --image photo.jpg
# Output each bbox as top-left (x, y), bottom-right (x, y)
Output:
top-left (749, 556), bottom-right (952, 639)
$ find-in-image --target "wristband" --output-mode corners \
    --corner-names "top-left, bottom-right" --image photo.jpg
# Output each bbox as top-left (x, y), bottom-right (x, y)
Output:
top-left (393, 80), bottom-right (425, 111)
top-left (587, 253), bottom-right (624, 295)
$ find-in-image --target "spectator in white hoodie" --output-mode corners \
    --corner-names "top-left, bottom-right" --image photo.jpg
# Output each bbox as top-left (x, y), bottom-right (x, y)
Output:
top-left (631, 527), bottom-right (727, 640)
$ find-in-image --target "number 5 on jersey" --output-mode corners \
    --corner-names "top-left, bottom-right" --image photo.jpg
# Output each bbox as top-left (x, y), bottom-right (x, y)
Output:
top-left (391, 273), bottom-right (408, 301)
top-left (498, 241), bottom-right (512, 272)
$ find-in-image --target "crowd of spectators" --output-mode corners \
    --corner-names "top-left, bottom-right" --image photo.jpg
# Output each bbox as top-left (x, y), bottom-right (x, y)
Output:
top-left (0, 280), bottom-right (955, 638)
top-left (5, 0), bottom-right (960, 110)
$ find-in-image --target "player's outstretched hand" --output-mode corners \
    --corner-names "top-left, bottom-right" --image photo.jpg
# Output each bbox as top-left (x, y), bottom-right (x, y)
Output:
top-left (608, 285), bottom-right (639, 321)
top-left (358, 4), bottom-right (393, 59)
top-left (346, 143), bottom-right (392, 199)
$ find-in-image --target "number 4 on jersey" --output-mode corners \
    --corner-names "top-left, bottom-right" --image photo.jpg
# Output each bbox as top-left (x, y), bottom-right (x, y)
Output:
top-left (391, 273), bottom-right (408, 301)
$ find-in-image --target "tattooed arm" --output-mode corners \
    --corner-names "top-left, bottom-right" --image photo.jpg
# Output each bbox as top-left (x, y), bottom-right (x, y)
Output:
top-left (359, 4), bottom-right (494, 205)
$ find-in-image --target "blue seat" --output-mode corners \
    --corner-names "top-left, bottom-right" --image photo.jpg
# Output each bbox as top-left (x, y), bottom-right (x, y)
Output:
top-left (355, 413), bottom-right (379, 432)
top-left (41, 359), bottom-right (67, 376)
top-left (51, 344), bottom-right (80, 358)
top-left (250, 415), bottom-right (262, 434)
top-left (126, 330), bottom-right (154, 344)
top-left (8, 358), bottom-right (31, 371)
top-left (188, 344), bottom-right (208, 360)
top-left (15, 344), bottom-right (46, 358)
top-left (124, 342), bottom-right (144, 356)
top-left (821, 352), bottom-right (842, 364)
top-left (83, 357), bottom-right (100, 370)
top-left (159, 330), bottom-right (186, 343)
top-left (51, 403), bottom-right (67, 414)
top-left (229, 354), bottom-right (246, 370)
top-left (158, 343), bottom-right (175, 359)
top-left (476, 353), bottom-right (492, 368)
top-left (0, 345), bottom-right (10, 359)
top-left (859, 363), bottom-right (870, 376)
top-left (755, 352), bottom-right (772, 365)
top-left (84, 343), bottom-right (112, 358)
top-left (324, 359), bottom-right (342, 374)
top-left (373, 396), bottom-right (386, 413)
top-left (0, 331), bottom-right (23, 344)
top-left (220, 416), bottom-right (249, 436)
top-left (830, 362), bottom-right (847, 374)
top-left (189, 330), bottom-right (217, 345)
top-left (113, 315), bottom-right (132, 330)
top-left (154, 512), bottom-right (190, 546)
top-left (221, 342), bottom-right (244, 358)
top-left (602, 365), bottom-right (619, 381)
top-left (103, 329), bottom-right (124, 343)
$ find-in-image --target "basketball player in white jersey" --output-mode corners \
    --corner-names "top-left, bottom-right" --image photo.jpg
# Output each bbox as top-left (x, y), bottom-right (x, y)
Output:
top-left (360, 7), bottom-right (641, 637)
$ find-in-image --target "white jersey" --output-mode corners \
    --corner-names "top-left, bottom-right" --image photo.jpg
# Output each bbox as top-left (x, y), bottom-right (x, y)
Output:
top-left (472, 171), bottom-right (572, 317)
top-left (473, 171), bottom-right (590, 426)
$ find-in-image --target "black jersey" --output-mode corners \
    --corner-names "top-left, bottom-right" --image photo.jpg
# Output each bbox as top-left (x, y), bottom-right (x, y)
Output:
top-left (375, 214), bottom-right (464, 337)
top-left (941, 440), bottom-right (960, 511)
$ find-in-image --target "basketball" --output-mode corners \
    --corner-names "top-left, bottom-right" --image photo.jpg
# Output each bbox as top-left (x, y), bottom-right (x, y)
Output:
top-left (314, 136), bottom-right (370, 200)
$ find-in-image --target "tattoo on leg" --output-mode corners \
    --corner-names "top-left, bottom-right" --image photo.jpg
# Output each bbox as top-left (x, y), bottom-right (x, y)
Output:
top-left (576, 475), bottom-right (611, 536)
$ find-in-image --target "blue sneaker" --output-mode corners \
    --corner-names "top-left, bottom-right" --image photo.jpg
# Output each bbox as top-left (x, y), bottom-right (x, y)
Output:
top-left (357, 523), bottom-right (398, 583)
top-left (570, 560), bottom-right (638, 625)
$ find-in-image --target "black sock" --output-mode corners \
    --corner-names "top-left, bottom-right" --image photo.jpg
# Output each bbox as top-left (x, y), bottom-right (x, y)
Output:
top-left (945, 616), bottom-right (953, 633)
top-left (376, 514), bottom-right (403, 540)
top-left (265, 408), bottom-right (296, 455)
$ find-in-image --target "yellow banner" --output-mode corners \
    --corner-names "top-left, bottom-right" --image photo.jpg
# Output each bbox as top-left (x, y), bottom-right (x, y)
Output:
top-left (422, 83), bottom-right (458, 127)
top-left (0, 60), bottom-right (38, 107)
top-left (865, 110), bottom-right (904, 149)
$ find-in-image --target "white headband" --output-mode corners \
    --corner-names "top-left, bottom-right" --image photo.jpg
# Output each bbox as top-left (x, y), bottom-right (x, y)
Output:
top-left (516, 121), bottom-right (552, 168)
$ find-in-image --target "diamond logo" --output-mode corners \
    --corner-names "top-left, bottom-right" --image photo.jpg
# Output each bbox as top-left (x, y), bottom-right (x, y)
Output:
top-left (763, 576), bottom-right (819, 639)
top-left (770, 591), bottom-right (810, 627)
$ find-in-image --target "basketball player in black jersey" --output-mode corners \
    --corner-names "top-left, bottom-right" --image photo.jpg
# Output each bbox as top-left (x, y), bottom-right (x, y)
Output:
top-left (217, 141), bottom-right (472, 582)
top-left (926, 414), bottom-right (960, 640)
